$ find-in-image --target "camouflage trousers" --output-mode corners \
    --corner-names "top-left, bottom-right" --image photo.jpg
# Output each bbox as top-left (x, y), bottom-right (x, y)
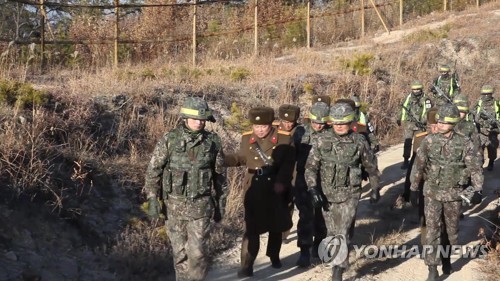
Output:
top-left (165, 216), bottom-right (211, 281)
top-left (323, 192), bottom-right (360, 269)
top-left (423, 197), bottom-right (461, 266)
top-left (295, 187), bottom-right (327, 249)
top-left (479, 132), bottom-right (499, 160)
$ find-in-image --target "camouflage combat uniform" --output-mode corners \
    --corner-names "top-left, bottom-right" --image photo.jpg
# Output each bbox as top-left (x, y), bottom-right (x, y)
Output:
top-left (293, 102), bottom-right (330, 267)
top-left (429, 65), bottom-right (460, 107)
top-left (350, 95), bottom-right (380, 152)
top-left (453, 93), bottom-right (481, 155)
top-left (305, 103), bottom-right (380, 276)
top-left (225, 107), bottom-right (295, 277)
top-left (143, 97), bottom-right (227, 281)
top-left (410, 105), bottom-right (483, 273)
top-left (398, 81), bottom-right (432, 167)
top-left (473, 85), bottom-right (499, 170)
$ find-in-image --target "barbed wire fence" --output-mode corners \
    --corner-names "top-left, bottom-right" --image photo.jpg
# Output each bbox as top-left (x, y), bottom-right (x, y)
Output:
top-left (0, 0), bottom-right (489, 72)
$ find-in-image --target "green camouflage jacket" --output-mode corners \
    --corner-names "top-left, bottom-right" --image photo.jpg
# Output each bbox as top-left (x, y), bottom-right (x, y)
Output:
top-left (304, 129), bottom-right (380, 203)
top-left (410, 132), bottom-right (483, 202)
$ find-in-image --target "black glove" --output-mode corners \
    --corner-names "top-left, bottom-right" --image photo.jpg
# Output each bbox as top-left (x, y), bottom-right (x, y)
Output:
top-left (396, 120), bottom-right (401, 127)
top-left (309, 188), bottom-right (325, 209)
top-left (369, 189), bottom-right (380, 204)
top-left (148, 197), bottom-right (161, 220)
top-left (470, 191), bottom-right (482, 205)
top-left (372, 144), bottom-right (380, 153)
top-left (410, 190), bottom-right (419, 207)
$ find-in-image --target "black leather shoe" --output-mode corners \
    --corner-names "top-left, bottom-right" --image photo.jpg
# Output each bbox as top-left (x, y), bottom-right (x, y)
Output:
top-left (296, 248), bottom-right (311, 268)
top-left (487, 159), bottom-right (494, 171)
top-left (401, 160), bottom-right (409, 169)
top-left (270, 257), bottom-right (282, 268)
top-left (237, 267), bottom-right (253, 278)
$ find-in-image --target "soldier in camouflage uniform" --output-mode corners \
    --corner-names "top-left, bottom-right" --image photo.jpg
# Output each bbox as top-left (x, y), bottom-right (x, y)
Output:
top-left (143, 97), bottom-right (227, 281)
top-left (225, 107), bottom-right (295, 278)
top-left (293, 101), bottom-right (330, 268)
top-left (349, 95), bottom-right (380, 153)
top-left (452, 93), bottom-right (481, 153)
top-left (397, 81), bottom-right (432, 169)
top-left (429, 64), bottom-right (460, 107)
top-left (410, 104), bottom-right (483, 281)
top-left (305, 103), bottom-right (381, 281)
top-left (473, 85), bottom-right (499, 171)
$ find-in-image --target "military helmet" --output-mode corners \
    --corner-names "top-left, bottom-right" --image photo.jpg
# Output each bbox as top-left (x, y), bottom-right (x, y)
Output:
top-left (180, 97), bottom-right (215, 122)
top-left (248, 107), bottom-right (274, 125)
top-left (329, 103), bottom-right (355, 124)
top-left (309, 102), bottom-right (330, 124)
top-left (452, 93), bottom-right (469, 112)
top-left (278, 104), bottom-right (300, 122)
top-left (439, 64), bottom-right (451, 72)
top-left (480, 84), bottom-right (494, 95)
top-left (411, 80), bottom-right (423, 90)
top-left (435, 104), bottom-right (460, 124)
top-left (350, 95), bottom-right (361, 108)
top-left (312, 95), bottom-right (331, 106)
top-left (335, 99), bottom-right (356, 110)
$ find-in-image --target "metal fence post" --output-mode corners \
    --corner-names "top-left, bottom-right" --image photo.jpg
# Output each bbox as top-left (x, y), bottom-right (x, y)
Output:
top-left (307, 0), bottom-right (311, 48)
top-left (114, 0), bottom-right (119, 67)
top-left (193, 0), bottom-right (197, 66)
top-left (40, 0), bottom-right (46, 72)
top-left (254, 0), bottom-right (258, 57)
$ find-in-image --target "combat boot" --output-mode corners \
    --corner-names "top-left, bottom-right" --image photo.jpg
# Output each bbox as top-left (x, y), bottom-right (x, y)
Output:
top-left (442, 257), bottom-right (454, 275)
top-left (487, 159), bottom-right (494, 171)
top-left (426, 265), bottom-right (439, 281)
top-left (332, 266), bottom-right (344, 281)
top-left (296, 247), bottom-right (311, 268)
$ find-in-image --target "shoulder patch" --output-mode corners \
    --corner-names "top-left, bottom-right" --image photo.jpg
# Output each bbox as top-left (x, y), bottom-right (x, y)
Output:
top-left (242, 131), bottom-right (253, 136)
top-left (415, 132), bottom-right (428, 138)
top-left (278, 130), bottom-right (292, 136)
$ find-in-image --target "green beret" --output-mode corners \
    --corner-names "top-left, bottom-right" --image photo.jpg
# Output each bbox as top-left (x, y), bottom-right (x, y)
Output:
top-left (278, 104), bottom-right (300, 122)
top-left (248, 107), bottom-right (274, 125)
top-left (312, 95), bottom-right (331, 106)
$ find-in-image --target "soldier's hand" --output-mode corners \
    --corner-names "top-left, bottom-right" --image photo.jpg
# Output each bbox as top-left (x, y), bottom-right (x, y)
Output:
top-left (396, 120), bottom-right (401, 127)
top-left (308, 188), bottom-right (324, 208)
top-left (147, 197), bottom-right (161, 220)
top-left (273, 182), bottom-right (286, 194)
top-left (470, 191), bottom-right (482, 205)
top-left (410, 190), bottom-right (419, 207)
top-left (369, 189), bottom-right (380, 204)
top-left (372, 144), bottom-right (380, 153)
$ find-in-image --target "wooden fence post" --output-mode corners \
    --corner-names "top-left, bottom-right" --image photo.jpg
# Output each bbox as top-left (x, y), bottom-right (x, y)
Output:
top-left (477, 0), bottom-right (479, 8)
top-left (400, 0), bottom-right (403, 28)
top-left (443, 0), bottom-right (447, 11)
top-left (306, 0), bottom-right (311, 48)
top-left (114, 0), bottom-right (119, 67)
top-left (40, 0), bottom-right (46, 72)
top-left (369, 0), bottom-right (389, 33)
top-left (254, 0), bottom-right (258, 57)
top-left (361, 0), bottom-right (365, 37)
top-left (193, 0), bottom-right (197, 66)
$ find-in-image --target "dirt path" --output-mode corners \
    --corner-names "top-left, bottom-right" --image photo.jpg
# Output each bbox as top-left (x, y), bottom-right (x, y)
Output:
top-left (206, 144), bottom-right (500, 281)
